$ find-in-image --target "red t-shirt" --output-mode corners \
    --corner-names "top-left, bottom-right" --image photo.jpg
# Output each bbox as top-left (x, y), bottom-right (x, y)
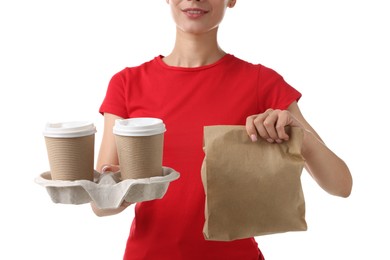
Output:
top-left (100, 54), bottom-right (301, 260)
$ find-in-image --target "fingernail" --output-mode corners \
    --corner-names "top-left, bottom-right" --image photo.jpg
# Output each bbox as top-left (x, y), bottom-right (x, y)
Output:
top-left (101, 165), bottom-right (110, 173)
top-left (267, 138), bottom-right (274, 143)
top-left (250, 134), bottom-right (258, 142)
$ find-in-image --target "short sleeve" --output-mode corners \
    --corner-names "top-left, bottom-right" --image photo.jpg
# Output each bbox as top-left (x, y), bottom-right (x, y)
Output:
top-left (257, 65), bottom-right (302, 112)
top-left (99, 70), bottom-right (128, 118)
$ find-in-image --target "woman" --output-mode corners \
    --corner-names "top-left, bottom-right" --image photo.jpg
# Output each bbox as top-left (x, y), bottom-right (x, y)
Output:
top-left (92, 1), bottom-right (352, 259)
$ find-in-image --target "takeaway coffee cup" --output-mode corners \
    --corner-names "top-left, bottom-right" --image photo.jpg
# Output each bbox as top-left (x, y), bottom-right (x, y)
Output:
top-left (113, 118), bottom-right (166, 180)
top-left (43, 121), bottom-right (96, 181)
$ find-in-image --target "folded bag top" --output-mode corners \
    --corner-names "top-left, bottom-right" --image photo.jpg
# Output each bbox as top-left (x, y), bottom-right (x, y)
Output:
top-left (201, 125), bottom-right (307, 241)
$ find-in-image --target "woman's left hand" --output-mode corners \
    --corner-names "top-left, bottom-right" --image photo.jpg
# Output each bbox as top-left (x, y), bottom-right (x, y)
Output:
top-left (246, 108), bottom-right (303, 143)
top-left (246, 103), bottom-right (352, 197)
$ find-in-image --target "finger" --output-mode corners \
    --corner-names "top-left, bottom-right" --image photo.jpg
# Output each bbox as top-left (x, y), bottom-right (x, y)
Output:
top-left (252, 109), bottom-right (275, 141)
top-left (110, 165), bottom-right (120, 173)
top-left (101, 164), bottom-right (111, 173)
top-left (275, 110), bottom-right (291, 141)
top-left (101, 164), bottom-right (120, 174)
top-left (246, 115), bottom-right (258, 142)
top-left (262, 110), bottom-right (281, 142)
top-left (253, 115), bottom-right (270, 141)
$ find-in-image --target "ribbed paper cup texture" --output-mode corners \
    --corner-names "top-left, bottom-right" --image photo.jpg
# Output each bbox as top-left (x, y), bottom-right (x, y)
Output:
top-left (45, 134), bottom-right (95, 181)
top-left (115, 134), bottom-right (163, 180)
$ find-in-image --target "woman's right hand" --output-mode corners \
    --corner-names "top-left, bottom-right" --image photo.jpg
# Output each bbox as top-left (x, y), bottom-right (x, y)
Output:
top-left (91, 163), bottom-right (133, 217)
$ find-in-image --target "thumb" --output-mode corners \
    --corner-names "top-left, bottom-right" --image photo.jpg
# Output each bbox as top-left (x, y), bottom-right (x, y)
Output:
top-left (101, 164), bottom-right (120, 174)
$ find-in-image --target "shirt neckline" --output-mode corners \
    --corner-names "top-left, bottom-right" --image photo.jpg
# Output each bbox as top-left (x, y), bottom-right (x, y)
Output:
top-left (155, 54), bottom-right (233, 72)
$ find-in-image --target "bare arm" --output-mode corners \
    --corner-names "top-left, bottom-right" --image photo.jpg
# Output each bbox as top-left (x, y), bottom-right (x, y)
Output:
top-left (91, 113), bottom-right (133, 217)
top-left (246, 101), bottom-right (352, 197)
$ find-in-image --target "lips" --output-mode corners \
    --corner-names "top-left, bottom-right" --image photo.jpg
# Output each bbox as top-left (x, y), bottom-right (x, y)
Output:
top-left (182, 8), bottom-right (209, 18)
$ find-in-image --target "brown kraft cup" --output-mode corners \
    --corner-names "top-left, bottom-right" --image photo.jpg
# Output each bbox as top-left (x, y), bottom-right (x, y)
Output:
top-left (113, 118), bottom-right (166, 180)
top-left (43, 121), bottom-right (96, 181)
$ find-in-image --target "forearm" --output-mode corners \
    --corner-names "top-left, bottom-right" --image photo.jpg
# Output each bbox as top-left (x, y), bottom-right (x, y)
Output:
top-left (301, 130), bottom-right (352, 197)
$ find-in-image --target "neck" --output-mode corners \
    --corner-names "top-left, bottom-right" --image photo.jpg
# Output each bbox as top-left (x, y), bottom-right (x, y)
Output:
top-left (163, 28), bottom-right (226, 68)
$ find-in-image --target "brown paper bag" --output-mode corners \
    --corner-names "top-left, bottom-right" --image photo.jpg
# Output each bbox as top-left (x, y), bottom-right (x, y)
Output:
top-left (201, 125), bottom-right (307, 241)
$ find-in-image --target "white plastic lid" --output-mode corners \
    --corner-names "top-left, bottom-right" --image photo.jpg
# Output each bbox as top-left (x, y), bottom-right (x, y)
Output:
top-left (113, 118), bottom-right (166, 136)
top-left (43, 121), bottom-right (97, 138)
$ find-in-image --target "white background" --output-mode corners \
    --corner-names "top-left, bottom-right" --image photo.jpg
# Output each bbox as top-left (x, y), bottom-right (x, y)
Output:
top-left (1, 0), bottom-right (389, 259)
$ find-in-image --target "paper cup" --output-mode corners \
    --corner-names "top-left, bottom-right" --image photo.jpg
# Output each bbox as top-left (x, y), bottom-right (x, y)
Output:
top-left (43, 121), bottom-right (96, 181)
top-left (113, 118), bottom-right (166, 180)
